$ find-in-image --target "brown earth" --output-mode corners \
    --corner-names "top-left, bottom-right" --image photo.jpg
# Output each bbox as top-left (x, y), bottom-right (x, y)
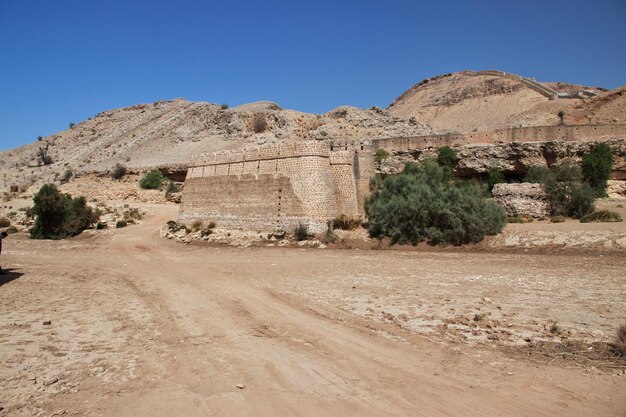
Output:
top-left (387, 71), bottom-right (625, 132)
top-left (1, 204), bottom-right (625, 416)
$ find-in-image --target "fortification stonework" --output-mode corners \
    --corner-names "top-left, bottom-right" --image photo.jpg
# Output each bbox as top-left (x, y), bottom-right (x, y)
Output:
top-left (180, 123), bottom-right (625, 233)
top-left (180, 141), bottom-right (368, 232)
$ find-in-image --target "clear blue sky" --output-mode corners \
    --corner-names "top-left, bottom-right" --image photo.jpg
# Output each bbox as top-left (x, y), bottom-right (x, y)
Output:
top-left (1, 0), bottom-right (625, 150)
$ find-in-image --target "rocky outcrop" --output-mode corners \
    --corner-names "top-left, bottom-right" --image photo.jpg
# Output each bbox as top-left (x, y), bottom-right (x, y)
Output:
top-left (380, 138), bottom-right (626, 178)
top-left (491, 183), bottom-right (550, 217)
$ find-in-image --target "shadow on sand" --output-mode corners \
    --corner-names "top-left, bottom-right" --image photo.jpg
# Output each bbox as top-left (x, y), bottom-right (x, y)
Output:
top-left (0, 268), bottom-right (24, 287)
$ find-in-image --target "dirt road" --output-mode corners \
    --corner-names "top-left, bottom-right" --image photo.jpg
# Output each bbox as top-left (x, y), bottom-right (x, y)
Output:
top-left (1, 204), bottom-right (625, 416)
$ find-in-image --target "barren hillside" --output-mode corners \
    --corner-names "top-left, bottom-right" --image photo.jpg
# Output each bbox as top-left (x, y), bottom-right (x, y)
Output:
top-left (0, 100), bottom-right (430, 192)
top-left (387, 70), bottom-right (624, 132)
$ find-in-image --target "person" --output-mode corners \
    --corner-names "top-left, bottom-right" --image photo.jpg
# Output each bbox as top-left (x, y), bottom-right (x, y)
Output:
top-left (0, 231), bottom-right (7, 274)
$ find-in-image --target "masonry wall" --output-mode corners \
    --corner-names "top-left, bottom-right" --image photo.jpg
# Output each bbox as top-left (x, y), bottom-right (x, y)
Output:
top-left (373, 124), bottom-right (626, 153)
top-left (180, 141), bottom-right (343, 232)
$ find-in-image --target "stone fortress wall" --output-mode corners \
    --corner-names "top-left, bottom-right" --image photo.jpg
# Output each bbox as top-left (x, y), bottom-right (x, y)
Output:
top-left (179, 123), bottom-right (626, 232)
top-left (179, 141), bottom-right (370, 232)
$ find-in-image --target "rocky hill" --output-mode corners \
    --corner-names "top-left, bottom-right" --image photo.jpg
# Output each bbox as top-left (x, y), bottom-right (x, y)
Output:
top-left (387, 70), bottom-right (623, 132)
top-left (0, 100), bottom-right (430, 191)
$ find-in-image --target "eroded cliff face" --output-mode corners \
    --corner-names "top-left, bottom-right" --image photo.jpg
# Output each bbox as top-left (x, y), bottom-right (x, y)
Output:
top-left (379, 138), bottom-right (626, 179)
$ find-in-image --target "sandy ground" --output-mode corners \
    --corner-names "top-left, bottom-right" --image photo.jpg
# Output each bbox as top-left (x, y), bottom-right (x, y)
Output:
top-left (1, 204), bottom-right (625, 416)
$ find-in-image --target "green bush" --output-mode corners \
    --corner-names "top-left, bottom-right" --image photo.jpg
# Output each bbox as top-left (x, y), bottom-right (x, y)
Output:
top-left (220, 103), bottom-right (229, 110)
top-left (365, 160), bottom-right (506, 246)
top-left (332, 215), bottom-right (361, 230)
top-left (374, 149), bottom-right (390, 163)
top-left (0, 217), bottom-right (10, 228)
top-left (524, 166), bottom-right (552, 183)
top-left (580, 210), bottom-right (623, 223)
top-left (487, 167), bottom-right (505, 193)
top-left (436, 146), bottom-right (458, 168)
top-left (123, 208), bottom-right (143, 222)
top-left (544, 162), bottom-right (595, 218)
top-left (507, 216), bottom-right (524, 223)
top-left (582, 143), bottom-right (613, 197)
top-left (30, 184), bottom-right (97, 239)
top-left (140, 170), bottom-right (165, 189)
top-left (111, 163), bottom-right (127, 180)
top-left (294, 223), bottom-right (309, 241)
top-left (116, 220), bottom-right (128, 228)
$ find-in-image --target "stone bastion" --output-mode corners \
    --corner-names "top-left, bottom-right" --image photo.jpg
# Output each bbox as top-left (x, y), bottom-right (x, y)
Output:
top-left (179, 123), bottom-right (626, 233)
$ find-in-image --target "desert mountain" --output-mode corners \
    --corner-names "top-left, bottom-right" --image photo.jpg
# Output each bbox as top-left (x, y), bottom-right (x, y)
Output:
top-left (0, 100), bottom-right (430, 189)
top-left (387, 70), bottom-right (624, 132)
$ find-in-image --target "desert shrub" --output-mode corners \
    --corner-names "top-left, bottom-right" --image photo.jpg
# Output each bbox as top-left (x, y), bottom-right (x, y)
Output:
top-left (69, 122), bottom-right (75, 129)
top-left (116, 220), bottom-right (128, 228)
top-left (111, 163), bottom-right (127, 180)
top-left (558, 110), bottom-right (565, 124)
top-left (543, 162), bottom-right (595, 218)
top-left (487, 167), bottom-right (505, 193)
top-left (252, 113), bottom-right (268, 133)
top-left (582, 143), bottom-right (613, 197)
top-left (332, 215), bottom-right (361, 230)
top-left (436, 146), bottom-right (458, 169)
top-left (524, 165), bottom-right (552, 183)
top-left (365, 160), bottom-right (506, 246)
top-left (220, 103), bottom-right (229, 110)
top-left (165, 180), bottom-right (180, 197)
top-left (191, 219), bottom-right (204, 232)
top-left (0, 217), bottom-right (10, 228)
top-left (5, 226), bottom-right (18, 234)
top-left (507, 214), bottom-right (533, 223)
top-left (550, 215), bottom-right (565, 223)
top-left (579, 210), bottom-right (623, 223)
top-left (374, 149), bottom-right (390, 163)
top-left (60, 168), bottom-right (73, 183)
top-left (123, 208), bottom-right (143, 222)
top-left (323, 221), bottom-right (338, 244)
top-left (294, 223), bottom-right (309, 241)
top-left (139, 170), bottom-right (165, 189)
top-left (96, 222), bottom-right (107, 230)
top-left (36, 143), bottom-right (53, 166)
top-left (201, 221), bottom-right (215, 237)
top-left (30, 184), bottom-right (97, 239)
top-left (613, 323), bottom-right (626, 357)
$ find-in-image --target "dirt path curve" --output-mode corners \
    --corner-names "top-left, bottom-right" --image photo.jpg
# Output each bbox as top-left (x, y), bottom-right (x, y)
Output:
top-left (2, 204), bottom-right (625, 416)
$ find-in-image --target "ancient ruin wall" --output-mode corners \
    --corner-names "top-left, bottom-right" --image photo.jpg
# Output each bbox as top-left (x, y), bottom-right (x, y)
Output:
top-left (373, 124), bottom-right (626, 153)
top-left (180, 142), bottom-right (342, 232)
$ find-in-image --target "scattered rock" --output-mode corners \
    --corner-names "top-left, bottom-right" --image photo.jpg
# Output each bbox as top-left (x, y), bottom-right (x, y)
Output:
top-left (42, 320), bottom-right (52, 326)
top-left (236, 383), bottom-right (245, 389)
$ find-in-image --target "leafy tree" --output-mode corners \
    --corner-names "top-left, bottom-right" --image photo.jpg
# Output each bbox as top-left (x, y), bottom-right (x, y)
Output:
top-left (543, 162), bottom-right (595, 218)
top-left (436, 146), bottom-right (458, 169)
top-left (487, 167), bottom-right (505, 192)
top-left (523, 165), bottom-right (552, 183)
top-left (365, 160), bottom-right (506, 246)
top-left (30, 184), bottom-right (97, 239)
top-left (582, 143), bottom-right (613, 197)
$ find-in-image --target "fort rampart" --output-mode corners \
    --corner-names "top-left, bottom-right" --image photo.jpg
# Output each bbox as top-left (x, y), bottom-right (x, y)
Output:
top-left (180, 123), bottom-right (626, 232)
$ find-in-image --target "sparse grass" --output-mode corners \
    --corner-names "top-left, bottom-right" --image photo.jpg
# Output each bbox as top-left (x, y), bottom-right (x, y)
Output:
top-left (60, 168), bottom-right (73, 184)
top-left (613, 323), bottom-right (626, 357)
top-left (165, 180), bottom-right (180, 197)
top-left (123, 208), bottom-right (143, 222)
top-left (252, 113), bottom-right (268, 133)
top-left (332, 215), bottom-right (361, 230)
top-left (580, 210), bottom-right (623, 223)
top-left (191, 220), bottom-right (204, 232)
top-left (507, 215), bottom-right (534, 224)
top-left (5, 226), bottom-right (18, 234)
top-left (473, 313), bottom-right (486, 322)
top-left (294, 223), bottom-right (309, 241)
top-left (550, 215), bottom-right (566, 223)
top-left (550, 322), bottom-right (560, 334)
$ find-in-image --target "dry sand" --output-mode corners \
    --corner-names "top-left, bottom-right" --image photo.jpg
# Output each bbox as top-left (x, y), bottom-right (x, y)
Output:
top-left (1, 204), bottom-right (625, 416)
